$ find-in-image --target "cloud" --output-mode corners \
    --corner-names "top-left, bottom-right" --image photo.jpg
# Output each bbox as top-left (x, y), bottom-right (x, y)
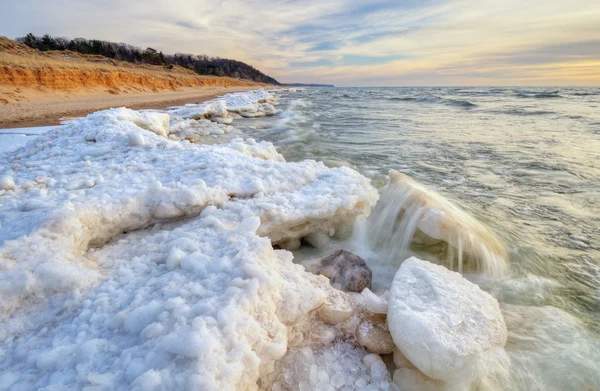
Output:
top-left (0, 0), bottom-right (599, 85)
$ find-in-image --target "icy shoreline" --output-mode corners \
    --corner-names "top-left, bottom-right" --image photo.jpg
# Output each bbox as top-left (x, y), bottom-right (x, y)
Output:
top-left (0, 89), bottom-right (514, 390)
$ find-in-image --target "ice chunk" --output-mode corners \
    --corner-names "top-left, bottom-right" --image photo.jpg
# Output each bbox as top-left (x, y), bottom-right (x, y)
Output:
top-left (387, 257), bottom-right (507, 381)
top-left (0, 175), bottom-right (15, 190)
top-left (356, 314), bottom-right (394, 354)
top-left (128, 132), bottom-right (146, 146)
top-left (360, 288), bottom-right (388, 314)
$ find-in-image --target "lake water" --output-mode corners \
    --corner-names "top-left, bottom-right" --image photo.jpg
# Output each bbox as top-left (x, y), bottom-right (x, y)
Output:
top-left (242, 86), bottom-right (600, 390)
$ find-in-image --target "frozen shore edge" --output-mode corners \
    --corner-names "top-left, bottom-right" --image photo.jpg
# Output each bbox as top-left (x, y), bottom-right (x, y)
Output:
top-left (0, 89), bottom-right (510, 391)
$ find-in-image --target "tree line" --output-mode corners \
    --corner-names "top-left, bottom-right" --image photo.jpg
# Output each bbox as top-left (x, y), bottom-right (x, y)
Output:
top-left (17, 33), bottom-right (279, 85)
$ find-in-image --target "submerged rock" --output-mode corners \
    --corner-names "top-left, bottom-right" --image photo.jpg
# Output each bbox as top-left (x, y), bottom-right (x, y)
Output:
top-left (310, 250), bottom-right (372, 293)
top-left (387, 257), bottom-right (507, 381)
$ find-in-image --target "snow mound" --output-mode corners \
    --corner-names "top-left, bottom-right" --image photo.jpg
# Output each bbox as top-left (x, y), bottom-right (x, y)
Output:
top-left (0, 106), bottom-right (378, 327)
top-left (387, 257), bottom-right (507, 381)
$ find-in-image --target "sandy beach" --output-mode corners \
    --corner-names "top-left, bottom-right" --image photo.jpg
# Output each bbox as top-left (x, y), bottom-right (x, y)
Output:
top-left (0, 86), bottom-right (267, 128)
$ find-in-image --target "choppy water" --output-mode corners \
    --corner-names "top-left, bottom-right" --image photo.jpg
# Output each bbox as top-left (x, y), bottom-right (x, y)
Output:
top-left (243, 87), bottom-right (600, 390)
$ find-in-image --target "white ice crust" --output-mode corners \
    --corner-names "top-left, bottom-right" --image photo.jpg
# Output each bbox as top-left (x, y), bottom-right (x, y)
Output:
top-left (387, 257), bottom-right (507, 381)
top-left (0, 102), bottom-right (378, 390)
top-left (168, 88), bottom-right (278, 120)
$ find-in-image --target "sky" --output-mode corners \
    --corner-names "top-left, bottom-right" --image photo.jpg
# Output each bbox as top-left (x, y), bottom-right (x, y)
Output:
top-left (1, 0), bottom-right (599, 86)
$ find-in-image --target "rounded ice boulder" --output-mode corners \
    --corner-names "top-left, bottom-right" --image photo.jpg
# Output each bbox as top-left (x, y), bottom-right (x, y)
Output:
top-left (387, 257), bottom-right (507, 381)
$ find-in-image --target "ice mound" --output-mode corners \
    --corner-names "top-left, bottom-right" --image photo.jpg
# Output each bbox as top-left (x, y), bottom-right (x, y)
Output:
top-left (0, 106), bottom-right (378, 327)
top-left (387, 257), bottom-right (507, 382)
top-left (168, 88), bottom-right (279, 121)
top-left (0, 208), bottom-right (332, 390)
top-left (367, 170), bottom-right (508, 277)
top-left (271, 342), bottom-right (397, 391)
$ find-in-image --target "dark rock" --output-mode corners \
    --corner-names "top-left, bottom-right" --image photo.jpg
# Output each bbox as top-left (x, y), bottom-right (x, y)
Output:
top-left (311, 250), bottom-right (372, 293)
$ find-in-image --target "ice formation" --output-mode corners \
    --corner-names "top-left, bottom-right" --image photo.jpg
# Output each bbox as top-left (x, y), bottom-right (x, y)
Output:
top-left (168, 88), bottom-right (279, 120)
top-left (387, 257), bottom-right (508, 382)
top-left (367, 170), bottom-right (508, 277)
top-left (270, 342), bottom-right (398, 391)
top-left (0, 101), bottom-right (380, 389)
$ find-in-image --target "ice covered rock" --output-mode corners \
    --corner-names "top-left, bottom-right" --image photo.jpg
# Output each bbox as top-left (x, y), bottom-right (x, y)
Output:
top-left (356, 314), bottom-right (394, 354)
top-left (309, 250), bottom-right (372, 293)
top-left (367, 170), bottom-right (508, 277)
top-left (316, 289), bottom-right (354, 325)
top-left (387, 257), bottom-right (507, 381)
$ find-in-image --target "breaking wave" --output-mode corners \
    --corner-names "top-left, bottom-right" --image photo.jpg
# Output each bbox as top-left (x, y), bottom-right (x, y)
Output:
top-left (388, 96), bottom-right (478, 108)
top-left (515, 90), bottom-right (562, 99)
top-left (365, 170), bottom-right (508, 277)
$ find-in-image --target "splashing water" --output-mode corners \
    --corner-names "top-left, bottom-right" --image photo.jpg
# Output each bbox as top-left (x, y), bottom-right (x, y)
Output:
top-left (366, 170), bottom-right (508, 277)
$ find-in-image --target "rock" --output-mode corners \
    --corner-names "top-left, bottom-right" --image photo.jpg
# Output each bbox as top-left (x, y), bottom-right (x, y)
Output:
top-left (310, 250), bottom-right (372, 293)
top-left (393, 368), bottom-right (444, 391)
top-left (387, 257), bottom-right (507, 381)
top-left (316, 290), bottom-right (353, 325)
top-left (356, 314), bottom-right (394, 354)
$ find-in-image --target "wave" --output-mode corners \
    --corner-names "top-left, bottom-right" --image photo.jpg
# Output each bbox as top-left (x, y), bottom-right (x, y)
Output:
top-left (514, 90), bottom-right (562, 99)
top-left (364, 170), bottom-right (508, 277)
top-left (498, 109), bottom-right (555, 116)
top-left (444, 98), bottom-right (478, 108)
top-left (388, 96), bottom-right (477, 108)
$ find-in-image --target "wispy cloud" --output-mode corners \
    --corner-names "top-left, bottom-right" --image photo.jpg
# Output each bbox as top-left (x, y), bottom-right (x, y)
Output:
top-left (1, 0), bottom-right (599, 85)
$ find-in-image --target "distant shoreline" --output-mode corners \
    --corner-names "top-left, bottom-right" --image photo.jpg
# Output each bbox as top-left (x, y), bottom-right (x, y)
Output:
top-left (0, 86), bottom-right (274, 129)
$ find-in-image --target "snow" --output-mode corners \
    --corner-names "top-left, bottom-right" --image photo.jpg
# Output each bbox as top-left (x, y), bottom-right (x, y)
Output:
top-left (0, 98), bottom-right (379, 389)
top-left (387, 257), bottom-right (508, 382)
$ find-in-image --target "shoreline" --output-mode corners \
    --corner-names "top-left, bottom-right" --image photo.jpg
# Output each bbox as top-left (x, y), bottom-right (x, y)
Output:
top-left (0, 85), bottom-right (271, 129)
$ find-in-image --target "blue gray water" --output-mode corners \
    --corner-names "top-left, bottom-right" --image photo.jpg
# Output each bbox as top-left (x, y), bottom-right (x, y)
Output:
top-left (242, 87), bottom-right (600, 389)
